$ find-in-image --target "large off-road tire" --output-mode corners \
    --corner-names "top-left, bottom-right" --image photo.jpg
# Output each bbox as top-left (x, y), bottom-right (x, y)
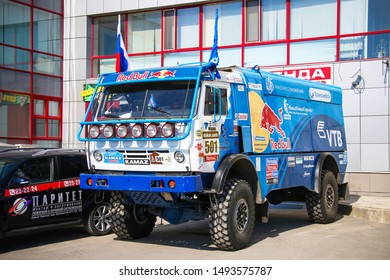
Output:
top-left (110, 191), bottom-right (156, 239)
top-left (84, 202), bottom-right (112, 236)
top-left (306, 170), bottom-right (339, 223)
top-left (209, 179), bottom-right (255, 251)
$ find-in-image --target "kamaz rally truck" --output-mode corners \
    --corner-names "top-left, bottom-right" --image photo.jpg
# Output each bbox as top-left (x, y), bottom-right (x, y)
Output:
top-left (78, 63), bottom-right (348, 250)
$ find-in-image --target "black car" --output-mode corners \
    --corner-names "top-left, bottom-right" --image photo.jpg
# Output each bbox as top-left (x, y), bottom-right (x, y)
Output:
top-left (0, 148), bottom-right (111, 238)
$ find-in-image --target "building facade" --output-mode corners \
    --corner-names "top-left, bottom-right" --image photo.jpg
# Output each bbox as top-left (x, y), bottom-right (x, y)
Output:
top-left (1, 0), bottom-right (390, 195)
top-left (0, 0), bottom-right (63, 147)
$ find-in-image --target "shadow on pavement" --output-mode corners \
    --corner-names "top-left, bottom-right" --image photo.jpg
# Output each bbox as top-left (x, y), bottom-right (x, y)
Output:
top-left (115, 205), bottom-right (344, 251)
top-left (0, 226), bottom-right (90, 255)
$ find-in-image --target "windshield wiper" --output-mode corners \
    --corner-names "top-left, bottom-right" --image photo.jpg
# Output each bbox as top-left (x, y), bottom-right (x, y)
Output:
top-left (148, 107), bottom-right (171, 119)
top-left (102, 112), bottom-right (119, 118)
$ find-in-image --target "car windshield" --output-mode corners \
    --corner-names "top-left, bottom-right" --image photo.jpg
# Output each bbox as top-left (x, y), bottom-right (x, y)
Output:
top-left (94, 80), bottom-right (196, 120)
top-left (0, 159), bottom-right (18, 182)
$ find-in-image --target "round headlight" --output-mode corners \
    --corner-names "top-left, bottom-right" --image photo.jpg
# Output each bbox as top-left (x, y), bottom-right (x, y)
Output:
top-left (102, 125), bottom-right (114, 138)
top-left (116, 124), bottom-right (128, 138)
top-left (89, 125), bottom-right (100, 138)
top-left (131, 124), bottom-right (143, 138)
top-left (161, 123), bottom-right (174, 138)
top-left (93, 150), bottom-right (103, 162)
top-left (146, 123), bottom-right (158, 138)
top-left (174, 151), bottom-right (185, 163)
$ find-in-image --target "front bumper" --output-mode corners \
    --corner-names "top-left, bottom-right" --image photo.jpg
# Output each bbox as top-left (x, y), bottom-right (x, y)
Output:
top-left (80, 173), bottom-right (204, 193)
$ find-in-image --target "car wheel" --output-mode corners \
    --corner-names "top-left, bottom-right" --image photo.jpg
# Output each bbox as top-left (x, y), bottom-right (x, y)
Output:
top-left (110, 191), bottom-right (156, 240)
top-left (209, 178), bottom-right (255, 251)
top-left (85, 202), bottom-right (112, 236)
top-left (306, 170), bottom-right (339, 224)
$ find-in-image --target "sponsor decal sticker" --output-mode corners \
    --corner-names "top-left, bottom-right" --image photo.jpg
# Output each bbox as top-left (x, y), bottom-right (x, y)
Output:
top-left (203, 131), bottom-right (219, 162)
top-left (8, 197), bottom-right (31, 216)
top-left (266, 77), bottom-right (274, 94)
top-left (266, 157), bottom-right (278, 184)
top-left (31, 190), bottom-right (82, 219)
top-left (104, 151), bottom-right (124, 164)
top-left (309, 88), bottom-right (331, 102)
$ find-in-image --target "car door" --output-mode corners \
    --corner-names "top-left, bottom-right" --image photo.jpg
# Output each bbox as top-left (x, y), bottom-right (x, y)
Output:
top-left (54, 154), bottom-right (89, 221)
top-left (3, 156), bottom-right (58, 230)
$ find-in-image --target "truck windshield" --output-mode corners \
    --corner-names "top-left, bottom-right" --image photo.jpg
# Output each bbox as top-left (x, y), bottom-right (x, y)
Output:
top-left (95, 80), bottom-right (196, 120)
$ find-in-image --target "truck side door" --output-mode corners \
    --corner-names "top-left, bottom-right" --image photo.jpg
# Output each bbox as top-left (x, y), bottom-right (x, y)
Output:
top-left (201, 84), bottom-right (238, 170)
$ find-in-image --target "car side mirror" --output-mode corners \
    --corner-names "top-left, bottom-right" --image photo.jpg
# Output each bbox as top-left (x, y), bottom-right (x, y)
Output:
top-left (11, 177), bottom-right (30, 187)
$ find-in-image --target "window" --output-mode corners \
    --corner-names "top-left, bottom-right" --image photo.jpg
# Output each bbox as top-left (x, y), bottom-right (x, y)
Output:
top-left (164, 51), bottom-right (199, 66)
top-left (246, 0), bottom-right (260, 42)
top-left (93, 16), bottom-right (121, 56)
top-left (262, 0), bottom-right (286, 41)
top-left (290, 0), bottom-right (336, 39)
top-left (58, 155), bottom-right (88, 179)
top-left (244, 44), bottom-right (287, 66)
top-left (33, 53), bottom-right (62, 76)
top-left (290, 39), bottom-right (336, 64)
top-left (203, 48), bottom-right (241, 67)
top-left (33, 0), bottom-right (62, 14)
top-left (0, 1), bottom-right (30, 49)
top-left (203, 1), bottom-right (242, 47)
top-left (163, 9), bottom-right (175, 50)
top-left (177, 7), bottom-right (199, 49)
top-left (340, 34), bottom-right (390, 60)
top-left (33, 9), bottom-right (62, 55)
top-left (128, 12), bottom-right (161, 53)
top-left (0, 46), bottom-right (30, 71)
top-left (33, 98), bottom-right (61, 138)
top-left (17, 157), bottom-right (53, 184)
top-left (0, 92), bottom-right (30, 138)
top-left (33, 74), bottom-right (62, 96)
top-left (341, 0), bottom-right (390, 34)
top-left (204, 86), bottom-right (227, 116)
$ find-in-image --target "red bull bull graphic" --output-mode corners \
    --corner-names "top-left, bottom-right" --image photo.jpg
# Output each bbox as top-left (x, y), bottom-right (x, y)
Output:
top-left (260, 104), bottom-right (285, 138)
top-left (149, 70), bottom-right (176, 79)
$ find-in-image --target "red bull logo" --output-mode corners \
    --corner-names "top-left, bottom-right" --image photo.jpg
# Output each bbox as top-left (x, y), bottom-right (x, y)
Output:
top-left (260, 104), bottom-right (285, 138)
top-left (149, 70), bottom-right (176, 79)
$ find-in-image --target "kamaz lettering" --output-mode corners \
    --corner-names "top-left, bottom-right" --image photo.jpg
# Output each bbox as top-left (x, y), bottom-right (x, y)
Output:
top-left (125, 159), bottom-right (150, 165)
top-left (78, 62), bottom-right (348, 251)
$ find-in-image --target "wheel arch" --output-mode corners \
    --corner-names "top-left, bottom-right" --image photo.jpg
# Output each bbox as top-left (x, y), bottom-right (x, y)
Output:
top-left (314, 152), bottom-right (340, 194)
top-left (211, 154), bottom-right (262, 203)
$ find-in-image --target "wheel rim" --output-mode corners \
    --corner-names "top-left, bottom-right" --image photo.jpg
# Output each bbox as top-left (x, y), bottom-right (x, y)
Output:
top-left (234, 198), bottom-right (249, 233)
top-left (133, 206), bottom-right (149, 225)
top-left (93, 204), bottom-right (111, 232)
top-left (325, 184), bottom-right (335, 209)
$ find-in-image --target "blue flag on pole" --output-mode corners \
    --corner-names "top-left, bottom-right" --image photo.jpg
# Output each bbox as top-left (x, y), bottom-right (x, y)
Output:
top-left (208, 9), bottom-right (221, 79)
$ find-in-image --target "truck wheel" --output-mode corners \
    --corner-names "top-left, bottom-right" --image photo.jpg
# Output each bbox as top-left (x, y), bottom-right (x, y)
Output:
top-left (306, 170), bottom-right (339, 223)
top-left (85, 202), bottom-right (112, 236)
top-left (110, 191), bottom-right (156, 239)
top-left (209, 179), bottom-right (255, 251)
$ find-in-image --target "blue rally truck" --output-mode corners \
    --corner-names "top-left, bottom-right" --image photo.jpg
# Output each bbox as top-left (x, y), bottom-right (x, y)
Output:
top-left (78, 63), bottom-right (348, 250)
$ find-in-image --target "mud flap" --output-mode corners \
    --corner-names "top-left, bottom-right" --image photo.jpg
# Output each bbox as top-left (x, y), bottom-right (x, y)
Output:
top-left (338, 182), bottom-right (349, 201)
top-left (255, 200), bottom-right (269, 223)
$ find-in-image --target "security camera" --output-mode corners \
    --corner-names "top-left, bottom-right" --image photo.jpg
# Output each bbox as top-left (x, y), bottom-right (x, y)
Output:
top-left (350, 67), bottom-right (360, 78)
top-left (351, 75), bottom-right (362, 89)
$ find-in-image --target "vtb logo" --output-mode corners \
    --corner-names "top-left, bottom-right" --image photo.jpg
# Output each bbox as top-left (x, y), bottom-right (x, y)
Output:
top-left (317, 121), bottom-right (342, 147)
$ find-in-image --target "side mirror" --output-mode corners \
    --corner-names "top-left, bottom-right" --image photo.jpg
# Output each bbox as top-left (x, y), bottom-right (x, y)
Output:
top-left (10, 177), bottom-right (30, 187)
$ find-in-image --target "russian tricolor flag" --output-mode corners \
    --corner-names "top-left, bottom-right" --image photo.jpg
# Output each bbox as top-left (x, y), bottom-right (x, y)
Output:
top-left (116, 15), bottom-right (133, 72)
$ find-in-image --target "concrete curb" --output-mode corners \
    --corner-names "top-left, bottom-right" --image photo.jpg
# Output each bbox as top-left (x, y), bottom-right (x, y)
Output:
top-left (338, 195), bottom-right (390, 224)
